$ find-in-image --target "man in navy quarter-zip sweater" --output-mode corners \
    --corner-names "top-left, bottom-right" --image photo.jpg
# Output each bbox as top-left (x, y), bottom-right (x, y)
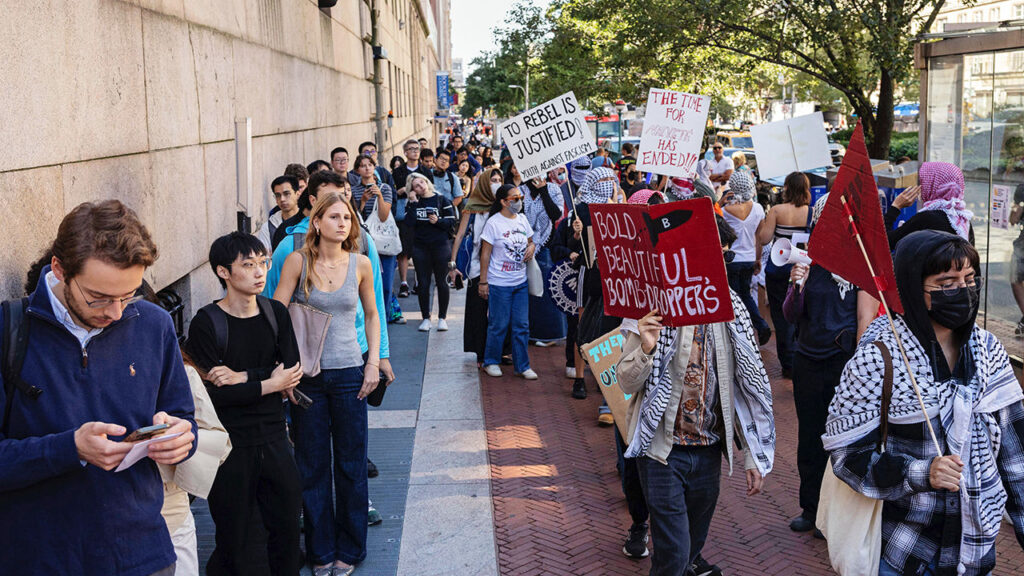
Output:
top-left (0, 200), bottom-right (197, 576)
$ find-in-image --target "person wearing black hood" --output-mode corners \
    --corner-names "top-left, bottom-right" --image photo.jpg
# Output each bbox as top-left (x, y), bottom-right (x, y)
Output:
top-left (823, 230), bottom-right (1024, 576)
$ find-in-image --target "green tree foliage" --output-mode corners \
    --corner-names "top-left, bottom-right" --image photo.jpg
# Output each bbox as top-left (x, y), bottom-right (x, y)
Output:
top-left (558, 0), bottom-right (957, 158)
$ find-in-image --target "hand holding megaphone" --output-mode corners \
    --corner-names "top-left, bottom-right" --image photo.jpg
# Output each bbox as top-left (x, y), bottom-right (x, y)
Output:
top-left (771, 238), bottom-right (813, 288)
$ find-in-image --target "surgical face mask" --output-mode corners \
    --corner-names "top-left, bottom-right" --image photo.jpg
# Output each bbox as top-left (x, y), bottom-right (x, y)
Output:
top-left (491, 182), bottom-right (502, 194)
top-left (508, 199), bottom-right (523, 213)
top-left (927, 285), bottom-right (979, 329)
top-left (555, 171), bottom-right (567, 184)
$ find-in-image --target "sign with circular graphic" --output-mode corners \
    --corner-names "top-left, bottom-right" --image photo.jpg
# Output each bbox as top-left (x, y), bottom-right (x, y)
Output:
top-left (549, 260), bottom-right (578, 314)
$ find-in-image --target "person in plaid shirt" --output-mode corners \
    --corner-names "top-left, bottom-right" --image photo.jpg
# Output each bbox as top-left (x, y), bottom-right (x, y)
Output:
top-left (824, 230), bottom-right (1024, 575)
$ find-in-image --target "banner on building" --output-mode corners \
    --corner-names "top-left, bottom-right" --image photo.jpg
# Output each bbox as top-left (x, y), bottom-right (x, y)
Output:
top-left (590, 197), bottom-right (733, 327)
top-left (499, 91), bottom-right (596, 180)
top-left (636, 88), bottom-right (711, 178)
top-left (436, 71), bottom-right (451, 110)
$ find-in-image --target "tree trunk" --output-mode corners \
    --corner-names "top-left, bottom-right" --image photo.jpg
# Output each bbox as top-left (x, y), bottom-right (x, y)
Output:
top-left (869, 68), bottom-right (896, 160)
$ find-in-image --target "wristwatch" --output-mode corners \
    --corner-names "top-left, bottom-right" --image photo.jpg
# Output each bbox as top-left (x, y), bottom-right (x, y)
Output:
top-left (448, 261), bottom-right (457, 271)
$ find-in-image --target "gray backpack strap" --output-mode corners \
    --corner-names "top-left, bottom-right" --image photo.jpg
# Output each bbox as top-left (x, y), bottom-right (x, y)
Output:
top-left (256, 296), bottom-right (279, 340)
top-left (198, 303), bottom-right (229, 364)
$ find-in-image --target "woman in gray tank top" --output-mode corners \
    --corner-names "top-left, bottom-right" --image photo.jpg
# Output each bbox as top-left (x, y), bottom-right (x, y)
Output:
top-left (273, 191), bottom-right (381, 576)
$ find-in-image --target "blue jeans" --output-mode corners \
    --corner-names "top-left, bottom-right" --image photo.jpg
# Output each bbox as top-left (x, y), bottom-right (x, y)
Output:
top-left (484, 281), bottom-right (530, 373)
top-left (638, 445), bottom-right (722, 576)
top-left (726, 261), bottom-right (769, 335)
top-left (879, 555), bottom-right (940, 575)
top-left (290, 367), bottom-right (368, 566)
top-left (379, 254), bottom-right (397, 319)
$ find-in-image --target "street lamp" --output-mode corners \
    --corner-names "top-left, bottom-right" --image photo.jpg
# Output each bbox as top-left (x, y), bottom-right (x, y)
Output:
top-left (614, 99), bottom-right (626, 158)
top-left (509, 84), bottom-right (527, 111)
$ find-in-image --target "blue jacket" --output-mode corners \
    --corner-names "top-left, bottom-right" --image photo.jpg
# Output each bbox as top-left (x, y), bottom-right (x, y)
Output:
top-left (263, 217), bottom-right (390, 358)
top-left (0, 270), bottom-right (197, 576)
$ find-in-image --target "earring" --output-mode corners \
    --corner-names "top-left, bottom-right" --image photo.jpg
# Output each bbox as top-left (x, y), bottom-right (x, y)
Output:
top-left (315, 227), bottom-right (320, 236)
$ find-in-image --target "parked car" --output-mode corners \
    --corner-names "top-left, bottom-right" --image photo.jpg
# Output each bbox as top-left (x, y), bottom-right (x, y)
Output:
top-left (828, 138), bottom-right (845, 166)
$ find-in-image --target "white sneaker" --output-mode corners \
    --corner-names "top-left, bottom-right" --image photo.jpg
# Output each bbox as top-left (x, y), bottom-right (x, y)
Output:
top-left (565, 366), bottom-right (577, 379)
top-left (518, 369), bottom-right (539, 380)
top-left (437, 318), bottom-right (449, 332)
top-left (483, 364), bottom-right (503, 377)
top-left (417, 319), bottom-right (431, 332)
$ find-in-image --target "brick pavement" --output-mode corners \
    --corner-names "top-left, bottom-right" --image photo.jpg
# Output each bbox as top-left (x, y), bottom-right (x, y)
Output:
top-left (482, 335), bottom-right (1024, 575)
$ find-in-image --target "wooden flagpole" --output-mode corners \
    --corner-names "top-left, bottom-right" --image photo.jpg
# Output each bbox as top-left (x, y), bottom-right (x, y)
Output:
top-left (841, 196), bottom-right (942, 456)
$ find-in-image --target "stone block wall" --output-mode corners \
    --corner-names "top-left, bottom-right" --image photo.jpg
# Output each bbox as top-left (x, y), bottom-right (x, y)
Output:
top-left (0, 0), bottom-right (445, 325)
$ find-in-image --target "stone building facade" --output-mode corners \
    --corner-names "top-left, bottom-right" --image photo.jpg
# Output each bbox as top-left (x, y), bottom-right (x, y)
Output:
top-left (0, 0), bottom-right (451, 322)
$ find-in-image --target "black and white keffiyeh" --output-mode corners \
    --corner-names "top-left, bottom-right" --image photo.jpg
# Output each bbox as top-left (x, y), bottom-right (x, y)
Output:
top-left (824, 315), bottom-right (1023, 570)
top-left (623, 290), bottom-right (776, 475)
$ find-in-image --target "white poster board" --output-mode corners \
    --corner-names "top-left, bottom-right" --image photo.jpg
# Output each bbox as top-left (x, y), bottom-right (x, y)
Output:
top-left (636, 88), bottom-right (711, 178)
top-left (992, 184), bottom-right (1013, 230)
top-left (750, 112), bottom-right (833, 180)
top-left (499, 92), bottom-right (595, 180)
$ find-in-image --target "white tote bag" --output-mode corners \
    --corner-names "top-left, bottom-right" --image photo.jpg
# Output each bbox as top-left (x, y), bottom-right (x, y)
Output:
top-left (526, 257), bottom-right (543, 297)
top-left (365, 201), bottom-right (402, 256)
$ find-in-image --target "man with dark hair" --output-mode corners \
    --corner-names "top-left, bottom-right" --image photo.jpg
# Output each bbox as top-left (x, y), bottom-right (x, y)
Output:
top-left (330, 147), bottom-right (350, 178)
top-left (447, 134), bottom-right (464, 155)
top-left (420, 148), bottom-right (435, 171)
top-left (0, 200), bottom-right (197, 576)
top-left (257, 175), bottom-right (301, 253)
top-left (418, 137), bottom-right (429, 150)
top-left (188, 232), bottom-right (303, 576)
top-left (307, 159), bottom-right (331, 175)
top-left (432, 150), bottom-right (464, 207)
top-left (450, 146), bottom-right (480, 177)
top-left (616, 215), bottom-right (774, 576)
top-left (283, 163), bottom-right (309, 195)
top-left (392, 139), bottom-right (432, 297)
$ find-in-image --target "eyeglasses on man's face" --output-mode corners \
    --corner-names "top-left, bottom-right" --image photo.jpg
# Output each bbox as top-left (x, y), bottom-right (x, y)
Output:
top-left (74, 278), bottom-right (144, 309)
top-left (925, 277), bottom-right (983, 297)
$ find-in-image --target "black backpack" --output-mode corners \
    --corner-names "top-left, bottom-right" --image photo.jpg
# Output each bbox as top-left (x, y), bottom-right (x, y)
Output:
top-left (2, 298), bottom-right (43, 434)
top-left (197, 296), bottom-right (279, 364)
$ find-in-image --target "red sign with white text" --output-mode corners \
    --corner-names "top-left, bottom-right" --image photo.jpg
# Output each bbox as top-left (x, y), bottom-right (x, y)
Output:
top-left (591, 198), bottom-right (734, 326)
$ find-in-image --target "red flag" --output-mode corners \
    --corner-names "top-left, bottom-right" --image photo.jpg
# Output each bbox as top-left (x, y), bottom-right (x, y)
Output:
top-left (808, 121), bottom-right (903, 313)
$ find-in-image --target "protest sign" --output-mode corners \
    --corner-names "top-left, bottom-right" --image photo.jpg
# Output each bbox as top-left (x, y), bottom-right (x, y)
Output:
top-left (992, 184), bottom-right (1013, 230)
top-left (499, 92), bottom-right (596, 180)
top-left (749, 112), bottom-right (833, 180)
top-left (590, 197), bottom-right (734, 326)
top-left (637, 88), bottom-right (711, 178)
top-left (581, 328), bottom-right (632, 441)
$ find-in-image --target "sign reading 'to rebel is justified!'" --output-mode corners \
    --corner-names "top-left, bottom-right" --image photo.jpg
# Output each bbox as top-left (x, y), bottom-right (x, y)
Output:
top-left (499, 91), bottom-right (596, 180)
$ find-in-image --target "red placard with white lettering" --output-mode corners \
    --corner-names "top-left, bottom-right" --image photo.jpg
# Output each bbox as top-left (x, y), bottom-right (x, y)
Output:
top-left (590, 197), bottom-right (734, 327)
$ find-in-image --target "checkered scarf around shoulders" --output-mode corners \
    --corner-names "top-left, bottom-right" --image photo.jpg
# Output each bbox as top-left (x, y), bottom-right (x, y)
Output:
top-left (823, 314), bottom-right (1023, 570)
top-left (623, 289), bottom-right (776, 476)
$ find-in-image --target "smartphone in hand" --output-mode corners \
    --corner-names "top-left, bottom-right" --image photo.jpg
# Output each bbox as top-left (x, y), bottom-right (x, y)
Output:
top-left (292, 389), bottom-right (313, 410)
top-left (123, 423), bottom-right (170, 442)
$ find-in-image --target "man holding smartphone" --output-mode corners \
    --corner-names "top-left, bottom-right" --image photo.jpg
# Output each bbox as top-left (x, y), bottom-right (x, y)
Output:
top-left (0, 200), bottom-right (197, 576)
top-left (187, 232), bottom-right (304, 575)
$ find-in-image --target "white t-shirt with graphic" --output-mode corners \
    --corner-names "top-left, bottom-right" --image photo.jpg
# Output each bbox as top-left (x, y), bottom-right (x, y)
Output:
top-left (480, 213), bottom-right (535, 287)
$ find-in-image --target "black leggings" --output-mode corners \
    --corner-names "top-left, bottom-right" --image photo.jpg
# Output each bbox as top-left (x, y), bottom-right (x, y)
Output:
top-left (413, 241), bottom-right (452, 319)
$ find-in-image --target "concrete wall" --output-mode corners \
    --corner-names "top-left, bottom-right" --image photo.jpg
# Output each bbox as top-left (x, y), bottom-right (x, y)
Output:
top-left (0, 0), bottom-right (446, 322)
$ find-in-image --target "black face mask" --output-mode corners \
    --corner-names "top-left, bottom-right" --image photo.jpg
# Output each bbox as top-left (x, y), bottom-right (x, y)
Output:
top-left (927, 286), bottom-right (979, 329)
top-left (723, 250), bottom-right (736, 264)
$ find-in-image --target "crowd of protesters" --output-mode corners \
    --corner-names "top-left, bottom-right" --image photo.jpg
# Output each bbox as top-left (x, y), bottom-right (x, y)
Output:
top-left (4, 105), bottom-right (1024, 576)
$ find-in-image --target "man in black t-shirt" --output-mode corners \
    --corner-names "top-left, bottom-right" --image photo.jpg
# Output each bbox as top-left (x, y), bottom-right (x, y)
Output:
top-left (187, 232), bottom-right (304, 576)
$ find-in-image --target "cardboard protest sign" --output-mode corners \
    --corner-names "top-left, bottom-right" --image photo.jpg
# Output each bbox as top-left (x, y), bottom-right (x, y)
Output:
top-left (637, 89), bottom-right (711, 178)
top-left (808, 121), bottom-right (902, 313)
top-left (581, 328), bottom-right (632, 441)
top-left (749, 112), bottom-right (833, 180)
top-left (499, 92), bottom-right (596, 180)
top-left (590, 197), bottom-right (734, 326)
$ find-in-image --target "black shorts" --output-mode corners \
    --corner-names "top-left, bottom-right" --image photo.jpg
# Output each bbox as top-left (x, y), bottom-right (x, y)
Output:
top-left (399, 220), bottom-right (416, 258)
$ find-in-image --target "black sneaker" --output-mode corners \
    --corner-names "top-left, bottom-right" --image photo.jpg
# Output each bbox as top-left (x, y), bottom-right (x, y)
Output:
top-left (398, 283), bottom-right (410, 298)
top-left (691, 556), bottom-right (723, 576)
top-left (622, 523), bottom-right (649, 559)
top-left (789, 515), bottom-right (814, 532)
top-left (572, 378), bottom-right (587, 399)
top-left (367, 458), bottom-right (379, 478)
top-left (1016, 316), bottom-right (1024, 336)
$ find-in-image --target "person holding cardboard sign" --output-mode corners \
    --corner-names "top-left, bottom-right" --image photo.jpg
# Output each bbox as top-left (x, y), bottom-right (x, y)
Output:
top-left (617, 216), bottom-right (775, 576)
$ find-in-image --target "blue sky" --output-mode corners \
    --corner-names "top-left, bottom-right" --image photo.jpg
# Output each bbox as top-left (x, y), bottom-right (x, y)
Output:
top-left (451, 0), bottom-right (552, 71)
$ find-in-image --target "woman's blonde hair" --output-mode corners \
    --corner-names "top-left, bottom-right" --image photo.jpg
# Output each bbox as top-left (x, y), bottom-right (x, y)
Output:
top-left (299, 191), bottom-right (361, 299)
top-left (407, 172), bottom-right (434, 203)
top-left (731, 152), bottom-right (746, 170)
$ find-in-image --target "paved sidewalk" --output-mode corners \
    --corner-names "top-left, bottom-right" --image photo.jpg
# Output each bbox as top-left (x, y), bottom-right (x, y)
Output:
top-left (482, 334), bottom-right (1024, 575)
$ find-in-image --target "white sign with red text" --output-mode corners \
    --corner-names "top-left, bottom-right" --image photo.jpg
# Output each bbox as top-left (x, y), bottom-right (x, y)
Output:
top-left (637, 88), bottom-right (711, 178)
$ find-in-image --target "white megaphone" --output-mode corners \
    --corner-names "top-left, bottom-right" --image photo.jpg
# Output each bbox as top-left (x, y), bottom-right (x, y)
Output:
top-left (771, 238), bottom-right (812, 267)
